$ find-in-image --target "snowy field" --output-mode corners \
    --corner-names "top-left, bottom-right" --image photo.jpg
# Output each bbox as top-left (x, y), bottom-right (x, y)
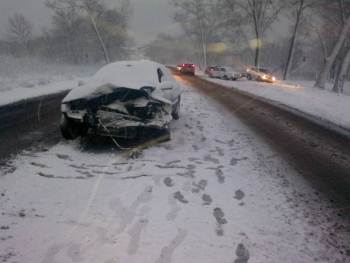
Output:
top-left (0, 56), bottom-right (99, 106)
top-left (201, 75), bottom-right (350, 132)
top-left (1, 83), bottom-right (349, 263)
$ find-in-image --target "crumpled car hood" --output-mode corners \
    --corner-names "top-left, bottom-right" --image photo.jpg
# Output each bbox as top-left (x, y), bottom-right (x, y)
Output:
top-left (63, 79), bottom-right (159, 103)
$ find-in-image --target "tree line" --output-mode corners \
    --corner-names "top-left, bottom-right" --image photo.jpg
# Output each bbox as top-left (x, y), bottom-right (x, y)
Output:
top-left (145, 0), bottom-right (350, 93)
top-left (0, 0), bottom-right (132, 65)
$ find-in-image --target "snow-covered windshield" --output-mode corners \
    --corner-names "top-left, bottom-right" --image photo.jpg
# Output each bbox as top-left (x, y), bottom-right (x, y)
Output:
top-left (1, 1), bottom-right (350, 263)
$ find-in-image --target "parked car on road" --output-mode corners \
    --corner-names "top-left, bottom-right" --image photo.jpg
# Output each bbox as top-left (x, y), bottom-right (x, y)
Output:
top-left (204, 65), bottom-right (217, 77)
top-left (60, 60), bottom-right (182, 140)
top-left (176, 63), bottom-right (195, 75)
top-left (246, 67), bottom-right (276, 83)
top-left (206, 66), bottom-right (241, 80)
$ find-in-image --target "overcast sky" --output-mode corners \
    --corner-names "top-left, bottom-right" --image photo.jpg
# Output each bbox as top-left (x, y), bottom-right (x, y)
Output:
top-left (0, 0), bottom-right (180, 45)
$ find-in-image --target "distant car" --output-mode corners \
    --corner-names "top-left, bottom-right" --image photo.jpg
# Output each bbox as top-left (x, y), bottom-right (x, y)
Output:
top-left (177, 63), bottom-right (195, 75)
top-left (246, 67), bottom-right (276, 83)
top-left (60, 60), bottom-right (182, 140)
top-left (206, 66), bottom-right (241, 80)
top-left (205, 66), bottom-right (218, 77)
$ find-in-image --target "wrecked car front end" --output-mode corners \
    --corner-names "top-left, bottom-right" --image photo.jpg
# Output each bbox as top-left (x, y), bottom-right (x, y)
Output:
top-left (61, 84), bottom-right (172, 139)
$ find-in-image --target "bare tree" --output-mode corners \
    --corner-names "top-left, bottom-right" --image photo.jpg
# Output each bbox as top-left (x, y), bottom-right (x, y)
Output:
top-left (6, 13), bottom-right (33, 55)
top-left (314, 0), bottom-right (350, 89)
top-left (283, 0), bottom-right (323, 80)
top-left (333, 46), bottom-right (350, 93)
top-left (46, 0), bottom-right (111, 64)
top-left (172, 0), bottom-right (232, 69)
top-left (236, 0), bottom-right (284, 67)
top-left (331, 0), bottom-right (350, 92)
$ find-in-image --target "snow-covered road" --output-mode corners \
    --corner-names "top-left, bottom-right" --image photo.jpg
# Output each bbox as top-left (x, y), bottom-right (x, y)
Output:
top-left (0, 82), bottom-right (349, 263)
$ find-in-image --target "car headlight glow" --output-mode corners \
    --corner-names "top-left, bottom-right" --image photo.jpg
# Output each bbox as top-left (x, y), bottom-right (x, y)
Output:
top-left (262, 75), bottom-right (267, 79)
top-left (272, 77), bottom-right (276, 81)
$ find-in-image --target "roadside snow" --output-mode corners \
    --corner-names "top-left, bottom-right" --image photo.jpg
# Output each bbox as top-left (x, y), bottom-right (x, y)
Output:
top-left (0, 79), bottom-right (81, 106)
top-left (0, 56), bottom-right (98, 106)
top-left (201, 75), bottom-right (350, 131)
top-left (1, 81), bottom-right (349, 263)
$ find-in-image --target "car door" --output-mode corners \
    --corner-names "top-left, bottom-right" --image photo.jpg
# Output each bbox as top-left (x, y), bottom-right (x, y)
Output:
top-left (212, 66), bottom-right (220, 78)
top-left (157, 66), bottom-right (181, 104)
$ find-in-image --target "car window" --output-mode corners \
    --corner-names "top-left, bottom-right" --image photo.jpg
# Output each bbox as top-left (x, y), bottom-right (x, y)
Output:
top-left (160, 66), bottom-right (174, 82)
top-left (157, 68), bottom-right (164, 83)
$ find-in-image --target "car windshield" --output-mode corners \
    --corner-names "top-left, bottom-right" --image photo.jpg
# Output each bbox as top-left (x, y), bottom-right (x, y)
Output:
top-left (1, 1), bottom-right (350, 263)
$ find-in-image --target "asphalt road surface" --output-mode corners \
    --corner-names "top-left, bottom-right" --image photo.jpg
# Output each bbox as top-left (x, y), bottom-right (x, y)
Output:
top-left (172, 70), bottom-right (350, 216)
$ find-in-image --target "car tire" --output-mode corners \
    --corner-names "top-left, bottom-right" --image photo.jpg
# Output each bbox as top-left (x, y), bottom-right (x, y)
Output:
top-left (60, 114), bottom-right (80, 140)
top-left (172, 96), bottom-right (181, 120)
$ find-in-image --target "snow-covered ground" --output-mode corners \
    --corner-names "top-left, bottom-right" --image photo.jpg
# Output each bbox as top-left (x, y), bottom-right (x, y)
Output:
top-left (0, 56), bottom-right (98, 106)
top-left (200, 74), bottom-right (350, 132)
top-left (1, 82), bottom-right (349, 263)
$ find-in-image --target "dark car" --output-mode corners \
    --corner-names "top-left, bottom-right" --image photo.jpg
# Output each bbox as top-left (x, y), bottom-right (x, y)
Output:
top-left (177, 63), bottom-right (195, 75)
top-left (246, 67), bottom-right (276, 83)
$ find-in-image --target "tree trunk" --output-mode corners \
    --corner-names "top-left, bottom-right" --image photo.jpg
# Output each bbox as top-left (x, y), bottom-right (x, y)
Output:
top-left (315, 16), bottom-right (350, 89)
top-left (254, 26), bottom-right (260, 67)
top-left (202, 38), bottom-right (207, 70)
top-left (283, 0), bottom-right (304, 80)
top-left (198, 15), bottom-right (207, 70)
top-left (333, 46), bottom-right (350, 93)
top-left (88, 13), bottom-right (110, 64)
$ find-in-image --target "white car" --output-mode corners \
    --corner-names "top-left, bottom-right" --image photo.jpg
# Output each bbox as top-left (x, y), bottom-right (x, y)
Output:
top-left (208, 66), bottom-right (241, 80)
top-left (60, 60), bottom-right (182, 140)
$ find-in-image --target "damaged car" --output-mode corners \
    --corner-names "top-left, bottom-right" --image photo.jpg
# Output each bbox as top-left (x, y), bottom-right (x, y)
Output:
top-left (60, 60), bottom-right (182, 140)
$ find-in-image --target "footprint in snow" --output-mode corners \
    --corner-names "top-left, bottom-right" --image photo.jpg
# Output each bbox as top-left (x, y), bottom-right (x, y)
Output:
top-left (164, 177), bottom-right (174, 187)
top-left (192, 180), bottom-right (207, 193)
top-left (202, 194), bottom-right (212, 206)
top-left (213, 207), bottom-right (227, 236)
top-left (173, 191), bottom-right (188, 204)
top-left (234, 243), bottom-right (250, 263)
top-left (234, 190), bottom-right (245, 201)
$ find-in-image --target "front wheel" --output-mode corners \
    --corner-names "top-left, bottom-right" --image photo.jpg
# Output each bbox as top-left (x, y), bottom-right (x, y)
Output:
top-left (60, 114), bottom-right (81, 140)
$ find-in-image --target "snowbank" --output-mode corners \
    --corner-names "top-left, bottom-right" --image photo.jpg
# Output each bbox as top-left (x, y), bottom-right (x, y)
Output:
top-left (201, 76), bottom-right (350, 133)
top-left (0, 56), bottom-right (99, 106)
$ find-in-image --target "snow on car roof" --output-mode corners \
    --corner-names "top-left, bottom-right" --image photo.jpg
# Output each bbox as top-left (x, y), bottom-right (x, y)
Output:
top-left (63, 60), bottom-right (163, 102)
top-left (93, 60), bottom-right (160, 84)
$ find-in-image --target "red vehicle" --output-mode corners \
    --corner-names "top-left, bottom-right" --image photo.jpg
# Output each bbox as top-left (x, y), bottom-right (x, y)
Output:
top-left (177, 63), bottom-right (195, 75)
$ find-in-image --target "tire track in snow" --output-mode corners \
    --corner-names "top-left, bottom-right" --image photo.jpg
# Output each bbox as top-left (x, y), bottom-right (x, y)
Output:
top-left (155, 229), bottom-right (188, 263)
